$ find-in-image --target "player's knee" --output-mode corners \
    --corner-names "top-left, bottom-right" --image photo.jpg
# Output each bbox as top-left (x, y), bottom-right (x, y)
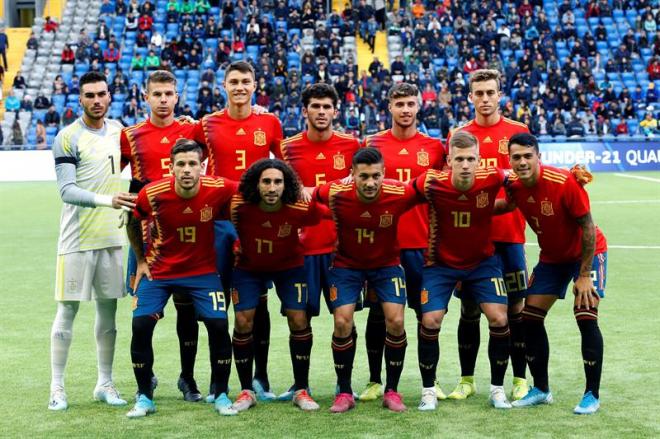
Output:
top-left (286, 311), bottom-right (308, 331)
top-left (486, 312), bottom-right (508, 328)
top-left (234, 312), bottom-right (254, 333)
top-left (205, 317), bottom-right (230, 338)
top-left (385, 314), bottom-right (405, 334)
top-left (333, 313), bottom-right (354, 337)
top-left (132, 315), bottom-right (157, 335)
top-left (421, 312), bottom-right (443, 330)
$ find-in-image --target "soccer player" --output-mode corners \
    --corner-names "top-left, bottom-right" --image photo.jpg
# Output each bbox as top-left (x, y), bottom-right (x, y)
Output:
top-left (446, 69), bottom-right (531, 401)
top-left (414, 131), bottom-right (512, 411)
top-left (315, 147), bottom-right (420, 413)
top-left (126, 139), bottom-right (238, 417)
top-left (49, 71), bottom-right (136, 410)
top-left (194, 61), bottom-right (283, 401)
top-left (120, 70), bottom-right (202, 402)
top-left (229, 159), bottom-right (321, 412)
top-left (276, 83), bottom-right (360, 400)
top-left (361, 82), bottom-right (446, 402)
top-left (500, 133), bottom-right (607, 415)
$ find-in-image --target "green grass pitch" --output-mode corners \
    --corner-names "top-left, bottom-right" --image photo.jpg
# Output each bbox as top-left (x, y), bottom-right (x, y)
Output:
top-left (1, 172), bottom-right (659, 438)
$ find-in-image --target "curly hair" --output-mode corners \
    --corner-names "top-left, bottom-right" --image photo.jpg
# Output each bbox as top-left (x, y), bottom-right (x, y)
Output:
top-left (239, 158), bottom-right (302, 205)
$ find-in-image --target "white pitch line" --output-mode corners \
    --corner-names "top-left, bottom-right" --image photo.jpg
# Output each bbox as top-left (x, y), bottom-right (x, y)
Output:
top-left (614, 173), bottom-right (660, 183)
top-left (524, 243), bottom-right (660, 249)
top-left (592, 200), bottom-right (660, 204)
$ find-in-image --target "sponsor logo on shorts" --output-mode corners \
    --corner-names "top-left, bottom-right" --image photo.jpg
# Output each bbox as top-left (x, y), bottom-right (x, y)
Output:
top-left (421, 288), bottom-right (429, 305)
top-left (329, 286), bottom-right (338, 302)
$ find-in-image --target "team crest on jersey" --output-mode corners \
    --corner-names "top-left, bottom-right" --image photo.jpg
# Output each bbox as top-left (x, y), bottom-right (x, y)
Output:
top-left (253, 129), bottom-right (267, 146)
top-left (379, 213), bottom-right (393, 228)
top-left (417, 150), bottom-right (430, 166)
top-left (541, 200), bottom-right (554, 216)
top-left (278, 223), bottom-right (292, 237)
top-left (231, 288), bottom-right (240, 305)
top-left (421, 289), bottom-right (429, 305)
top-left (200, 205), bottom-right (213, 222)
top-left (329, 286), bottom-right (338, 302)
top-left (498, 138), bottom-right (509, 155)
top-left (333, 153), bottom-right (346, 170)
top-left (476, 192), bottom-right (489, 208)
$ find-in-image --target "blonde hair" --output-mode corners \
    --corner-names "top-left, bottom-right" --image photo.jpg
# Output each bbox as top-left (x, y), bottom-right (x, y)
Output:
top-left (449, 130), bottom-right (479, 154)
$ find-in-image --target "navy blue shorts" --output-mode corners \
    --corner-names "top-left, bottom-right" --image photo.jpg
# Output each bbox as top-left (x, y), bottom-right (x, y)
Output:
top-left (401, 249), bottom-right (424, 312)
top-left (232, 266), bottom-right (308, 312)
top-left (214, 220), bottom-right (238, 292)
top-left (133, 273), bottom-right (228, 320)
top-left (527, 252), bottom-right (607, 299)
top-left (305, 253), bottom-right (334, 316)
top-left (494, 242), bottom-right (528, 301)
top-left (126, 246), bottom-right (138, 295)
top-left (328, 265), bottom-right (407, 310)
top-left (421, 256), bottom-right (508, 314)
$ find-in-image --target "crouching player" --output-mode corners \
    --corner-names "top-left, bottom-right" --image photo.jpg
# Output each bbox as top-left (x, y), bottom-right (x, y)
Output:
top-left (315, 147), bottom-right (420, 413)
top-left (229, 159), bottom-right (322, 412)
top-left (501, 133), bottom-right (607, 414)
top-left (414, 131), bottom-right (512, 411)
top-left (125, 139), bottom-right (238, 417)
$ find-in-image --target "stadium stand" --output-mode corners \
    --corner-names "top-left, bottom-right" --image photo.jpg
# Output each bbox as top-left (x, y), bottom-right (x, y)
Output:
top-left (2, 0), bottom-right (660, 147)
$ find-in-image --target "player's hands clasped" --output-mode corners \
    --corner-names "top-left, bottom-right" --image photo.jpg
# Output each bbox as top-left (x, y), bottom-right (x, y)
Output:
top-left (573, 275), bottom-right (599, 309)
top-left (112, 192), bottom-right (137, 210)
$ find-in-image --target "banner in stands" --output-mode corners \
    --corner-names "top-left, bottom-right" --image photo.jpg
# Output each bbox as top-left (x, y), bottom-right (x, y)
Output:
top-left (540, 142), bottom-right (660, 172)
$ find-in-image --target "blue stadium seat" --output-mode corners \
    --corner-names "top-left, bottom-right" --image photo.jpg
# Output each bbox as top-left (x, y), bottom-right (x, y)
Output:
top-left (427, 128), bottom-right (441, 138)
top-left (613, 9), bottom-right (624, 19)
top-left (596, 41), bottom-right (608, 50)
top-left (625, 9), bottom-right (637, 18)
top-left (626, 119), bottom-right (639, 133)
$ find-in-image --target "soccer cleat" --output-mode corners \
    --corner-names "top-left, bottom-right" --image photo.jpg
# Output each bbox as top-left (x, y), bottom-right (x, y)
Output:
top-left (277, 384), bottom-right (296, 401)
top-left (93, 382), bottom-right (128, 406)
top-left (511, 377), bottom-right (529, 401)
top-left (448, 377), bottom-right (477, 400)
top-left (214, 393), bottom-right (238, 416)
top-left (293, 389), bottom-right (320, 411)
top-left (434, 380), bottom-right (447, 400)
top-left (573, 391), bottom-right (600, 415)
top-left (48, 388), bottom-right (68, 411)
top-left (511, 386), bottom-right (553, 408)
top-left (417, 387), bottom-right (437, 411)
top-left (252, 378), bottom-right (276, 402)
top-left (358, 382), bottom-right (384, 401)
top-left (232, 389), bottom-right (257, 412)
top-left (177, 377), bottom-right (202, 402)
top-left (383, 390), bottom-right (406, 412)
top-left (329, 393), bottom-right (355, 413)
top-left (126, 394), bottom-right (156, 418)
top-left (489, 386), bottom-right (512, 409)
top-left (135, 375), bottom-right (159, 402)
top-left (335, 384), bottom-right (358, 399)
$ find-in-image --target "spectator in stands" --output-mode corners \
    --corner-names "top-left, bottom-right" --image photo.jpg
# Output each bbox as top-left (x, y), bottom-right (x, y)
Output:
top-left (173, 49), bottom-right (188, 68)
top-left (45, 105), bottom-right (61, 128)
top-left (136, 30), bottom-right (149, 47)
top-left (131, 52), bottom-right (145, 70)
top-left (566, 117), bottom-right (586, 137)
top-left (646, 82), bottom-right (657, 105)
top-left (138, 13), bottom-right (153, 31)
top-left (596, 115), bottom-right (614, 136)
top-left (140, 0), bottom-right (155, 16)
top-left (232, 34), bottom-right (245, 53)
top-left (44, 16), bottom-right (59, 33)
top-left (34, 93), bottom-right (50, 110)
top-left (551, 114), bottom-right (566, 135)
top-left (5, 90), bottom-right (19, 112)
top-left (13, 71), bottom-right (26, 89)
top-left (11, 120), bottom-right (24, 145)
top-left (96, 19), bottom-right (110, 41)
top-left (19, 95), bottom-right (32, 112)
top-left (643, 12), bottom-right (657, 37)
top-left (648, 57), bottom-right (660, 80)
top-left (26, 32), bottom-right (38, 50)
top-left (150, 29), bottom-right (163, 49)
top-left (615, 118), bottom-right (628, 135)
top-left (103, 42), bottom-right (121, 64)
top-left (195, 0), bottom-right (210, 16)
top-left (35, 120), bottom-right (47, 149)
top-left (145, 50), bottom-right (161, 70)
top-left (61, 44), bottom-right (75, 64)
top-left (115, 0), bottom-right (127, 15)
top-left (639, 112), bottom-right (658, 135)
top-left (125, 11), bottom-right (138, 30)
top-left (0, 26), bottom-right (7, 70)
top-left (89, 42), bottom-right (103, 63)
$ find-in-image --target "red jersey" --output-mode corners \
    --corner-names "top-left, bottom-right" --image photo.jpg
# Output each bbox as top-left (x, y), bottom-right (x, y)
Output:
top-left (415, 167), bottom-right (505, 269)
top-left (363, 129), bottom-right (446, 249)
top-left (194, 109), bottom-right (283, 180)
top-left (506, 165), bottom-right (607, 264)
top-left (121, 118), bottom-right (198, 183)
top-left (229, 195), bottom-right (322, 272)
top-left (277, 131), bottom-right (360, 255)
top-left (449, 116), bottom-right (529, 244)
top-left (134, 176), bottom-right (237, 279)
top-left (315, 179), bottom-right (420, 269)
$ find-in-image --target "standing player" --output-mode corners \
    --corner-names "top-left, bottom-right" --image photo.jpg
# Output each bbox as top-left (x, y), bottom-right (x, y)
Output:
top-left (49, 71), bottom-right (136, 410)
top-left (126, 140), bottom-right (238, 417)
top-left (120, 70), bottom-right (202, 402)
top-left (414, 131), bottom-right (511, 411)
top-left (447, 69), bottom-right (531, 401)
top-left (229, 159), bottom-right (321, 412)
top-left (276, 83), bottom-right (360, 400)
top-left (361, 82), bottom-right (446, 402)
top-left (501, 133), bottom-right (607, 415)
top-left (194, 61), bottom-right (283, 401)
top-left (315, 147), bottom-right (420, 413)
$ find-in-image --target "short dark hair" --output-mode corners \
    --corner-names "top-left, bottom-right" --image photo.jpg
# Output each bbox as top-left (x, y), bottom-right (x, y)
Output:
top-left (146, 70), bottom-right (177, 90)
top-left (508, 132), bottom-right (539, 153)
top-left (468, 69), bottom-right (502, 92)
top-left (239, 158), bottom-right (302, 205)
top-left (79, 71), bottom-right (107, 94)
top-left (225, 61), bottom-right (256, 80)
top-left (170, 138), bottom-right (204, 161)
top-left (301, 83), bottom-right (339, 108)
top-left (387, 82), bottom-right (419, 100)
top-left (352, 147), bottom-right (384, 167)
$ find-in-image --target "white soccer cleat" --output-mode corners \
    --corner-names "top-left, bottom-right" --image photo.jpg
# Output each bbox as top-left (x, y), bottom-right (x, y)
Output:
top-left (418, 387), bottom-right (438, 411)
top-left (48, 388), bottom-right (68, 411)
top-left (126, 394), bottom-right (156, 418)
top-left (293, 389), bottom-right (320, 411)
top-left (94, 382), bottom-right (128, 406)
top-left (232, 389), bottom-right (257, 412)
top-left (489, 386), bottom-right (512, 409)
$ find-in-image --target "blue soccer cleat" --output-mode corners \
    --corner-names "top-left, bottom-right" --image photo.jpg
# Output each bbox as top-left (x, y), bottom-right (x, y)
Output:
top-left (94, 382), bottom-right (127, 406)
top-left (277, 384), bottom-right (296, 401)
top-left (511, 386), bottom-right (553, 408)
top-left (574, 391), bottom-right (600, 415)
top-left (126, 394), bottom-right (156, 418)
top-left (214, 393), bottom-right (238, 416)
top-left (252, 378), bottom-right (276, 402)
